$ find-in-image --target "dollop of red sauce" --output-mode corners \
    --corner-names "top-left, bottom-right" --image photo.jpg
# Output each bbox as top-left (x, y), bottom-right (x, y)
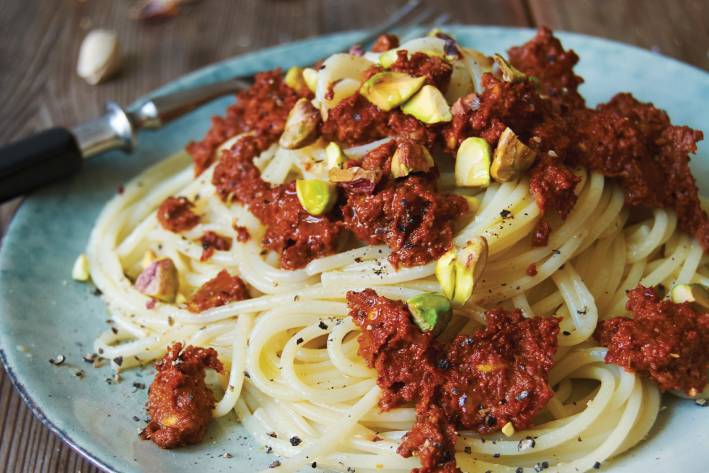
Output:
top-left (347, 289), bottom-right (559, 473)
top-left (213, 134), bottom-right (344, 269)
top-left (444, 27), bottom-right (706, 248)
top-left (186, 70), bottom-right (305, 175)
top-left (595, 285), bottom-right (709, 395)
top-left (233, 225), bottom-right (250, 242)
top-left (371, 33), bottom-right (399, 53)
top-left (199, 231), bottom-right (232, 262)
top-left (157, 196), bottom-right (200, 233)
top-left (507, 26), bottom-right (585, 112)
top-left (526, 263), bottom-right (538, 276)
top-left (187, 269), bottom-right (249, 313)
top-left (140, 343), bottom-right (223, 449)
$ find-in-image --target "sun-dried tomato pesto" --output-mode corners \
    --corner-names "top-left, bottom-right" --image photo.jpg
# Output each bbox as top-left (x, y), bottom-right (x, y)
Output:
top-left (199, 231), bottom-right (232, 262)
top-left (187, 269), bottom-right (249, 313)
top-left (347, 289), bottom-right (559, 473)
top-left (186, 70), bottom-right (305, 175)
top-left (595, 285), bottom-right (709, 395)
top-left (212, 134), bottom-right (344, 269)
top-left (157, 196), bottom-right (200, 233)
top-left (140, 343), bottom-right (223, 449)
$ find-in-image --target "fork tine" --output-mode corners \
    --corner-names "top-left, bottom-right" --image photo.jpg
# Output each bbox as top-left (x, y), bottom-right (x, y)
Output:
top-left (352, 0), bottom-right (426, 47)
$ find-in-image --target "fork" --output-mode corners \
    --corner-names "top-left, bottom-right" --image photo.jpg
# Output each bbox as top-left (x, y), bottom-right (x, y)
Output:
top-left (0, 0), bottom-right (448, 203)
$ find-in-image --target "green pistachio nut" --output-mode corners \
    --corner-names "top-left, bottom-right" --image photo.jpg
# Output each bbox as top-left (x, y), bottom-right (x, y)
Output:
top-left (302, 68), bottom-right (318, 93)
top-left (406, 292), bottom-right (452, 336)
top-left (435, 237), bottom-right (488, 307)
top-left (134, 258), bottom-right (178, 303)
top-left (279, 98), bottom-right (321, 149)
top-left (325, 142), bottom-right (347, 170)
top-left (490, 127), bottom-right (537, 182)
top-left (455, 137), bottom-right (491, 187)
top-left (284, 66), bottom-right (309, 95)
top-left (435, 249), bottom-right (457, 301)
top-left (390, 142), bottom-right (435, 178)
top-left (493, 54), bottom-right (527, 83)
top-left (328, 166), bottom-right (380, 184)
top-left (296, 179), bottom-right (337, 216)
top-left (400, 84), bottom-right (452, 124)
top-left (360, 72), bottom-right (426, 112)
top-left (670, 284), bottom-right (709, 311)
top-left (452, 237), bottom-right (488, 306)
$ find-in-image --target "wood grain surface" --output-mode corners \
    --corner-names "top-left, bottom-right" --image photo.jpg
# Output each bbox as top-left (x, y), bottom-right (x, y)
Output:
top-left (0, 0), bottom-right (706, 471)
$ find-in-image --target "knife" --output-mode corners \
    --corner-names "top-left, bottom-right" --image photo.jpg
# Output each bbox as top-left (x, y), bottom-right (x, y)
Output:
top-left (0, 77), bottom-right (252, 203)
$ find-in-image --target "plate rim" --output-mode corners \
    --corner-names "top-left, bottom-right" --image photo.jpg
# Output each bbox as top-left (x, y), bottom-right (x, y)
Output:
top-left (0, 25), bottom-right (707, 473)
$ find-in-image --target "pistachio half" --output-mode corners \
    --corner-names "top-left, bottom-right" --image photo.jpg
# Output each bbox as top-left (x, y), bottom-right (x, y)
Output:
top-left (406, 292), bottom-right (452, 336)
top-left (328, 166), bottom-right (379, 184)
top-left (493, 54), bottom-right (527, 83)
top-left (455, 137), bottom-right (492, 187)
top-left (302, 68), bottom-right (319, 93)
top-left (391, 141), bottom-right (435, 178)
top-left (134, 258), bottom-right (178, 303)
top-left (360, 72), bottom-right (426, 111)
top-left (284, 66), bottom-right (309, 95)
top-left (72, 254), bottom-right (90, 282)
top-left (325, 142), bottom-right (347, 170)
top-left (296, 179), bottom-right (337, 216)
top-left (490, 127), bottom-right (537, 182)
top-left (670, 284), bottom-right (709, 311)
top-left (435, 236), bottom-right (488, 307)
top-left (400, 84), bottom-right (452, 124)
top-left (279, 98), bottom-right (321, 149)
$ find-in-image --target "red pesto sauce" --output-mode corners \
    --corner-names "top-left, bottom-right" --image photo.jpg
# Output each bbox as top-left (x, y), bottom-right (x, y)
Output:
top-left (141, 343), bottom-right (223, 449)
top-left (184, 27), bottom-right (706, 272)
top-left (347, 289), bottom-right (559, 473)
top-left (595, 286), bottom-right (709, 395)
top-left (186, 269), bottom-right (250, 313)
top-left (157, 196), bottom-right (200, 233)
top-left (199, 230), bottom-right (232, 262)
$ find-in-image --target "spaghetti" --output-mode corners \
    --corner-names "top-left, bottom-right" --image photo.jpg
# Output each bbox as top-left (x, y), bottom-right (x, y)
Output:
top-left (85, 28), bottom-right (708, 473)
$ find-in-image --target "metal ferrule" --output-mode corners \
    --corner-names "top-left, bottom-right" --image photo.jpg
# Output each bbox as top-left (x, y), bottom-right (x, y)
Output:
top-left (70, 102), bottom-right (135, 159)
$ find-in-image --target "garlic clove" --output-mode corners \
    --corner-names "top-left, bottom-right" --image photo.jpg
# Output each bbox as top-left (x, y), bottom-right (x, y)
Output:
top-left (77, 29), bottom-right (121, 85)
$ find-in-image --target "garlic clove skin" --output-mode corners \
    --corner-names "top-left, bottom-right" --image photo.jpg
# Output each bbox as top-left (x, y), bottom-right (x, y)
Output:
top-left (77, 29), bottom-right (121, 85)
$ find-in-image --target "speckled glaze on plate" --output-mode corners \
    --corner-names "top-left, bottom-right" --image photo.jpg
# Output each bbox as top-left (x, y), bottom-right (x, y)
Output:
top-left (0, 27), bottom-right (707, 473)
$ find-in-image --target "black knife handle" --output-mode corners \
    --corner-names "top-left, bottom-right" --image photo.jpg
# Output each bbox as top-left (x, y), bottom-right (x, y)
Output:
top-left (0, 128), bottom-right (83, 203)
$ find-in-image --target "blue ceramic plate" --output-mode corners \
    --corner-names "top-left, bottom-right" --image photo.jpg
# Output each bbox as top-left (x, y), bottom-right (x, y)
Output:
top-left (1, 27), bottom-right (707, 473)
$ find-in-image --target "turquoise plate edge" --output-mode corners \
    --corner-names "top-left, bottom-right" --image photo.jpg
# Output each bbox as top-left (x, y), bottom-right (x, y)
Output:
top-left (0, 26), bottom-right (707, 473)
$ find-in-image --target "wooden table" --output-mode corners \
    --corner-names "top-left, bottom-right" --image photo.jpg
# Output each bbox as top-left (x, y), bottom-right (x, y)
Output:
top-left (0, 0), bottom-right (706, 471)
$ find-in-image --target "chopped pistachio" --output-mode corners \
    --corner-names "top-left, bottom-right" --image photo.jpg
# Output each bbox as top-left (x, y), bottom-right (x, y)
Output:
top-left (435, 249), bottom-right (457, 301)
top-left (302, 67), bottom-right (318, 93)
top-left (401, 84), bottom-right (452, 124)
top-left (670, 284), bottom-right (709, 311)
top-left (406, 292), bottom-right (452, 336)
top-left (360, 72), bottom-right (426, 112)
top-left (435, 237), bottom-right (488, 307)
top-left (453, 237), bottom-right (488, 306)
top-left (501, 421), bottom-right (515, 437)
top-left (390, 142), bottom-right (434, 178)
top-left (72, 254), bottom-right (90, 282)
top-left (455, 137), bottom-right (492, 187)
top-left (325, 142), bottom-right (347, 170)
top-left (458, 195), bottom-right (481, 215)
top-left (296, 179), bottom-right (337, 216)
top-left (284, 66), bottom-right (309, 94)
top-left (141, 250), bottom-right (157, 269)
top-left (493, 54), bottom-right (527, 83)
top-left (490, 127), bottom-right (537, 182)
top-left (328, 166), bottom-right (379, 183)
top-left (134, 258), bottom-right (178, 303)
top-left (378, 49), bottom-right (399, 68)
top-left (279, 98), bottom-right (320, 149)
